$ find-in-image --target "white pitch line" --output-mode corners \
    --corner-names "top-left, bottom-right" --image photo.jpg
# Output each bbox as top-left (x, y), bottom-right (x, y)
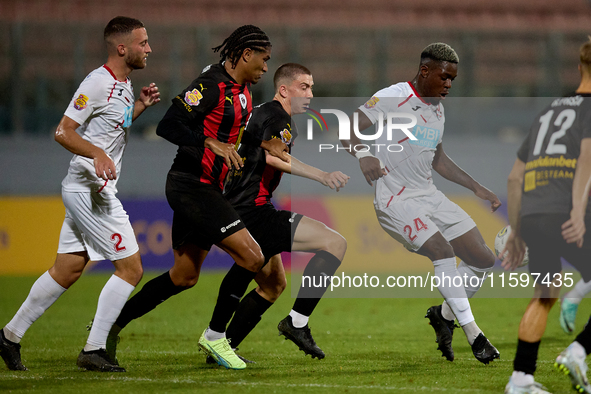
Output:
top-left (0, 374), bottom-right (484, 391)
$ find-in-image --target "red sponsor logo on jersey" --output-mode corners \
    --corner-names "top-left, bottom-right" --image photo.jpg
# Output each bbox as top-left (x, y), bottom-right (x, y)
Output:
top-left (280, 128), bottom-right (292, 144)
top-left (73, 94), bottom-right (89, 110)
top-left (184, 89), bottom-right (203, 106)
top-left (364, 96), bottom-right (380, 109)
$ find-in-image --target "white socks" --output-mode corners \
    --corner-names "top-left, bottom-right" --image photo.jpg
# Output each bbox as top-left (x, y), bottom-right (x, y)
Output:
top-left (511, 371), bottom-right (535, 387)
top-left (84, 275), bottom-right (135, 351)
top-left (204, 327), bottom-right (225, 342)
top-left (289, 310), bottom-right (309, 328)
top-left (432, 257), bottom-right (475, 328)
top-left (565, 279), bottom-right (591, 305)
top-left (456, 261), bottom-right (491, 298)
top-left (4, 271), bottom-right (66, 343)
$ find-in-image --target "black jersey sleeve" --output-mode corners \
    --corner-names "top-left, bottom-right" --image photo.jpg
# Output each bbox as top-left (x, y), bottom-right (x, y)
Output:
top-left (156, 79), bottom-right (220, 147)
top-left (156, 104), bottom-right (208, 147)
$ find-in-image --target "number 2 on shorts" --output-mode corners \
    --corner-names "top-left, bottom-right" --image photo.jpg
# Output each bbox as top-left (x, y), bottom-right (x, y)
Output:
top-left (111, 233), bottom-right (127, 252)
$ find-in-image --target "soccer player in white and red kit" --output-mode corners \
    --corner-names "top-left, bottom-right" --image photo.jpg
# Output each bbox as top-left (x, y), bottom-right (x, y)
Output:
top-left (0, 16), bottom-right (160, 372)
top-left (341, 43), bottom-right (501, 364)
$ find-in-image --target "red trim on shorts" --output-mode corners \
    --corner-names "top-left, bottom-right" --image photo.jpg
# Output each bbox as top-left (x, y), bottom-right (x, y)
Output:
top-left (398, 94), bottom-right (413, 108)
top-left (386, 195), bottom-right (394, 208)
top-left (407, 81), bottom-right (430, 105)
top-left (396, 186), bottom-right (406, 196)
top-left (398, 136), bottom-right (409, 144)
top-left (96, 180), bottom-right (108, 193)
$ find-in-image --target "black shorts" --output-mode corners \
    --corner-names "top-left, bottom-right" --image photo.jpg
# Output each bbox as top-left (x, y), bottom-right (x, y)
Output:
top-left (236, 203), bottom-right (303, 261)
top-left (521, 213), bottom-right (591, 282)
top-left (166, 171), bottom-right (245, 251)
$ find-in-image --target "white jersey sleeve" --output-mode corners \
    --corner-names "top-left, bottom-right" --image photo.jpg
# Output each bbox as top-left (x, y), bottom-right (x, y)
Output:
top-left (64, 73), bottom-right (109, 126)
top-left (358, 85), bottom-right (404, 124)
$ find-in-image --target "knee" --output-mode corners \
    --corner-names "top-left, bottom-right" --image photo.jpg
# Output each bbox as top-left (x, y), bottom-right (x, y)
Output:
top-left (258, 277), bottom-right (286, 303)
top-left (169, 269), bottom-right (199, 289)
top-left (422, 240), bottom-right (455, 261)
top-left (125, 263), bottom-right (143, 286)
top-left (320, 232), bottom-right (347, 261)
top-left (464, 245), bottom-right (496, 269)
top-left (236, 249), bottom-right (265, 272)
top-left (48, 265), bottom-right (83, 289)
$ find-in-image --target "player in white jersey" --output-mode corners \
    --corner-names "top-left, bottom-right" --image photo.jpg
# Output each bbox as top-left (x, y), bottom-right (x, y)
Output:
top-left (0, 16), bottom-right (160, 373)
top-left (341, 43), bottom-right (501, 364)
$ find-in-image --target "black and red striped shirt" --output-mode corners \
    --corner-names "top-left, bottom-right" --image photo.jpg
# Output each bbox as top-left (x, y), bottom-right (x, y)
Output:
top-left (224, 100), bottom-right (295, 208)
top-left (156, 64), bottom-right (252, 189)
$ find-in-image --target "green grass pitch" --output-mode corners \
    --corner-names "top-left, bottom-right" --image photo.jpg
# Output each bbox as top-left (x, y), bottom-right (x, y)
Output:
top-left (1, 272), bottom-right (589, 393)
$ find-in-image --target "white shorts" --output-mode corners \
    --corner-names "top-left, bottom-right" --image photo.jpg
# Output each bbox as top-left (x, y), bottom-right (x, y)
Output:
top-left (375, 190), bottom-right (476, 252)
top-left (57, 191), bottom-right (139, 261)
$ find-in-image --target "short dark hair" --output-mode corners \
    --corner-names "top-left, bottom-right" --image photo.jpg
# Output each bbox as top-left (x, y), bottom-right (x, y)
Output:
top-left (580, 36), bottom-right (591, 70)
top-left (212, 25), bottom-right (271, 68)
top-left (273, 63), bottom-right (311, 92)
top-left (420, 42), bottom-right (459, 64)
top-left (104, 16), bottom-right (145, 41)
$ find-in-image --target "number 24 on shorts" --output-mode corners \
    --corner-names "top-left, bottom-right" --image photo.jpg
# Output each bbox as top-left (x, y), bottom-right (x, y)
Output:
top-left (404, 218), bottom-right (428, 242)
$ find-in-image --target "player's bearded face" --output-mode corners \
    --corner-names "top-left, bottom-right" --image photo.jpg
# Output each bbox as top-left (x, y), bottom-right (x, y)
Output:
top-left (125, 28), bottom-right (151, 70)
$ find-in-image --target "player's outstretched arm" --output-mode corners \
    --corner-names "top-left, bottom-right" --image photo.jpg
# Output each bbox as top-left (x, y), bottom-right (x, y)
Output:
top-left (55, 115), bottom-right (117, 181)
top-left (432, 142), bottom-right (501, 212)
top-left (562, 138), bottom-right (591, 247)
top-left (266, 152), bottom-right (350, 191)
top-left (340, 110), bottom-right (386, 186)
top-left (501, 158), bottom-right (527, 271)
top-left (133, 83), bottom-right (161, 121)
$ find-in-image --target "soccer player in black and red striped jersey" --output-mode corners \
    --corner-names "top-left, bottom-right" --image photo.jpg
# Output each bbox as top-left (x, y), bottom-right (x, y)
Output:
top-left (105, 25), bottom-right (288, 370)
top-left (221, 63), bottom-right (349, 360)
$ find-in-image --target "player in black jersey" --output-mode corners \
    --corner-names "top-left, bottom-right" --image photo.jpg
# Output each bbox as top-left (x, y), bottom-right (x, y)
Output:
top-left (100, 26), bottom-right (288, 371)
top-left (503, 38), bottom-right (591, 394)
top-left (220, 63), bottom-right (350, 360)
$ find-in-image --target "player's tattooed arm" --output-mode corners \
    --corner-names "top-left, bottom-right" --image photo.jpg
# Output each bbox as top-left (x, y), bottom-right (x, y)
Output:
top-left (501, 158), bottom-right (527, 271)
top-left (133, 82), bottom-right (161, 121)
top-left (340, 110), bottom-right (386, 186)
top-left (562, 138), bottom-right (591, 247)
top-left (55, 115), bottom-right (117, 181)
top-left (433, 142), bottom-right (502, 212)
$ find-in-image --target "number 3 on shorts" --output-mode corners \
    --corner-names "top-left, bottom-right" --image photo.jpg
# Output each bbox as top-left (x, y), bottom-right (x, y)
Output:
top-left (403, 218), bottom-right (428, 242)
top-left (111, 233), bottom-right (127, 252)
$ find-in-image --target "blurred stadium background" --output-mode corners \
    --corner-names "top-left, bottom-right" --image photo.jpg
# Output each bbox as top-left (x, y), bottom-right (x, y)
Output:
top-left (1, 0), bottom-right (591, 276)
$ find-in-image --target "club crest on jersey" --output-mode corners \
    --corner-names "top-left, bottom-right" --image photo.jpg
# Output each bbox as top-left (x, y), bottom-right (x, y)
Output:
top-left (73, 94), bottom-right (89, 110)
top-left (184, 89), bottom-right (203, 106)
top-left (239, 93), bottom-right (248, 109)
top-left (280, 128), bottom-right (292, 144)
top-left (364, 96), bottom-right (380, 109)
